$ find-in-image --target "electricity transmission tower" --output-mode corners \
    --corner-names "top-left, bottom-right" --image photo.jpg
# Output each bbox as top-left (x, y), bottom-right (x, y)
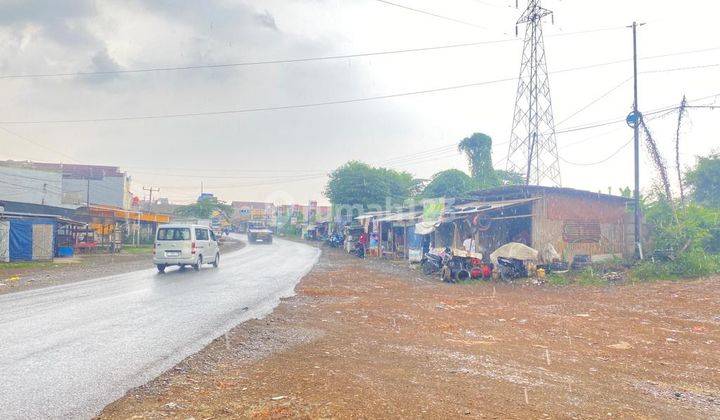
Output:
top-left (506, 0), bottom-right (561, 186)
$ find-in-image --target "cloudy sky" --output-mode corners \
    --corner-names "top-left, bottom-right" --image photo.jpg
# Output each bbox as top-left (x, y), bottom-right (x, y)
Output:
top-left (0, 0), bottom-right (717, 205)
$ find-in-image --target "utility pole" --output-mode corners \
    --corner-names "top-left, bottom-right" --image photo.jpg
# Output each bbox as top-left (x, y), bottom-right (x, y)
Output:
top-left (275, 205), bottom-right (279, 233)
top-left (630, 21), bottom-right (645, 259)
top-left (143, 186), bottom-right (160, 211)
top-left (86, 177), bottom-right (91, 207)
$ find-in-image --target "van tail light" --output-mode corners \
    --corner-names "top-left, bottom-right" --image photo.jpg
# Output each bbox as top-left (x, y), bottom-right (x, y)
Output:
top-left (153, 243), bottom-right (156, 256)
top-left (191, 241), bottom-right (197, 254)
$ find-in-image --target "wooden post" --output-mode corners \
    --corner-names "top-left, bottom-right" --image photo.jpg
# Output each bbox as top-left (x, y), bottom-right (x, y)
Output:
top-left (404, 221), bottom-right (408, 259)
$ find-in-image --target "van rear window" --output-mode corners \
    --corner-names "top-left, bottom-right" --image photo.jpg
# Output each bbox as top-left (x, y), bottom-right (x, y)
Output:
top-left (157, 228), bottom-right (191, 241)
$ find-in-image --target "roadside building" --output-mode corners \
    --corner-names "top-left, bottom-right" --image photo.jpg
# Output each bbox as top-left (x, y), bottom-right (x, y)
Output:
top-left (416, 186), bottom-right (633, 262)
top-left (81, 205), bottom-right (171, 248)
top-left (0, 163), bottom-right (65, 207)
top-left (0, 202), bottom-right (86, 262)
top-left (0, 161), bottom-right (133, 209)
top-left (353, 185), bottom-right (634, 264)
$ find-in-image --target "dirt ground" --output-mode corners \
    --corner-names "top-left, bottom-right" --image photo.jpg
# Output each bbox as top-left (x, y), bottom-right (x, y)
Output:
top-left (0, 238), bottom-right (244, 295)
top-left (100, 247), bottom-right (720, 419)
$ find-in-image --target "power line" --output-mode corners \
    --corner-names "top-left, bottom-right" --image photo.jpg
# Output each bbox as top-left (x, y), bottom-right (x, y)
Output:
top-left (130, 144), bottom-right (462, 179)
top-left (685, 105), bottom-right (720, 109)
top-left (0, 77), bottom-right (521, 124)
top-left (131, 170), bottom-right (326, 180)
top-left (373, 0), bottom-right (488, 30)
top-left (641, 62), bottom-right (720, 74)
top-left (555, 77), bottom-right (633, 127)
top-left (0, 60), bottom-right (667, 125)
top-left (385, 149), bottom-right (461, 169)
top-left (555, 61), bottom-right (720, 129)
top-left (375, 143), bottom-right (459, 165)
top-left (0, 126), bottom-right (80, 162)
top-left (122, 165), bottom-right (326, 173)
top-left (556, 91), bottom-right (720, 135)
top-left (3, 45), bottom-right (718, 126)
top-left (559, 138), bottom-right (633, 166)
top-left (0, 26), bottom-right (640, 80)
top-left (557, 105), bottom-right (693, 167)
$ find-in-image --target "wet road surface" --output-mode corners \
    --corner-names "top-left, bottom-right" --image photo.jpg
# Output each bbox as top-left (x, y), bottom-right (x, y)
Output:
top-left (0, 236), bottom-right (320, 419)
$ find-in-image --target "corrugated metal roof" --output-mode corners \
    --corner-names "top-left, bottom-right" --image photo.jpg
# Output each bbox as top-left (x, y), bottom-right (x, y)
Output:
top-left (469, 185), bottom-right (630, 203)
top-left (375, 211), bottom-right (422, 222)
top-left (446, 198), bottom-right (538, 216)
top-left (0, 200), bottom-right (80, 219)
top-left (355, 211), bottom-right (391, 220)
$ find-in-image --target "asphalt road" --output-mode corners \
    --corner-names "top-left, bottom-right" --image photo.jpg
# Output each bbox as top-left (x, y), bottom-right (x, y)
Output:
top-left (0, 235), bottom-right (320, 419)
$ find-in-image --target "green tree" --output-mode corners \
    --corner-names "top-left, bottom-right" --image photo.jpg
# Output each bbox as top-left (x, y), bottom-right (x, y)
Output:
top-left (495, 170), bottom-right (524, 186)
top-left (458, 132), bottom-right (523, 188)
top-left (421, 169), bottom-right (475, 198)
top-left (324, 161), bottom-right (415, 211)
top-left (458, 133), bottom-right (497, 188)
top-left (174, 196), bottom-right (233, 219)
top-left (686, 153), bottom-right (720, 208)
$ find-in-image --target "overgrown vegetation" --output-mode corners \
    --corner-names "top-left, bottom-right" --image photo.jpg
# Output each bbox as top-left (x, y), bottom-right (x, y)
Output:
top-left (457, 132), bottom-right (524, 189)
top-left (633, 251), bottom-right (720, 280)
top-left (631, 152), bottom-right (720, 279)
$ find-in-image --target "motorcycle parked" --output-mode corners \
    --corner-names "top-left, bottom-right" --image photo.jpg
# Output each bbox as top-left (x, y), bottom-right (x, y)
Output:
top-left (325, 233), bottom-right (345, 248)
top-left (353, 241), bottom-right (366, 258)
top-left (441, 256), bottom-right (471, 283)
top-left (421, 248), bottom-right (452, 276)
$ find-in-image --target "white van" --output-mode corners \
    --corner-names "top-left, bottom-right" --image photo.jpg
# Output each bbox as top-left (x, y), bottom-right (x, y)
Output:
top-left (153, 224), bottom-right (220, 273)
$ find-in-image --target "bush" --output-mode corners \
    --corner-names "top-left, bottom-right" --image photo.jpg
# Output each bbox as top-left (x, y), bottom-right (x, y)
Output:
top-left (645, 202), bottom-right (720, 254)
top-left (630, 196), bottom-right (720, 280)
top-left (632, 250), bottom-right (720, 280)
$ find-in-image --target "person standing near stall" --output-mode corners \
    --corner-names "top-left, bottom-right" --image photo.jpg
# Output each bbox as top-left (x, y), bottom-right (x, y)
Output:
top-left (463, 234), bottom-right (476, 253)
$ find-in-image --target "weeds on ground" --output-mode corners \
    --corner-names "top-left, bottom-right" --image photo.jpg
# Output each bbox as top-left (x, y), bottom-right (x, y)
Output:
top-left (574, 268), bottom-right (610, 286)
top-left (455, 278), bottom-right (492, 286)
top-left (632, 250), bottom-right (720, 281)
top-left (546, 272), bottom-right (570, 286)
top-left (121, 245), bottom-right (154, 255)
top-left (0, 261), bottom-right (60, 272)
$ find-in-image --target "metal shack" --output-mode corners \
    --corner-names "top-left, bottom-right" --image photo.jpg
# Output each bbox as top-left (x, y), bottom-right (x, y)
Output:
top-left (472, 185), bottom-right (634, 260)
top-left (462, 186), bottom-right (634, 261)
top-left (0, 216), bottom-right (55, 262)
top-left (0, 202), bottom-right (88, 262)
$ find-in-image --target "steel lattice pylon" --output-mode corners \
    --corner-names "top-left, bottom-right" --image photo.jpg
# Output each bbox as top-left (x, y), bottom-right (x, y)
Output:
top-left (506, 0), bottom-right (561, 186)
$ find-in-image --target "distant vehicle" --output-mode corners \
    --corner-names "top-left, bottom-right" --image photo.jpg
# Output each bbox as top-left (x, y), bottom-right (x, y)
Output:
top-left (247, 220), bottom-right (273, 244)
top-left (153, 224), bottom-right (220, 273)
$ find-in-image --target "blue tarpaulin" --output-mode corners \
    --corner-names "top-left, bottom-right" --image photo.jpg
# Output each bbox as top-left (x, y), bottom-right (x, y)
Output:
top-left (407, 226), bottom-right (422, 249)
top-left (9, 219), bottom-right (32, 261)
top-left (8, 218), bottom-right (55, 262)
